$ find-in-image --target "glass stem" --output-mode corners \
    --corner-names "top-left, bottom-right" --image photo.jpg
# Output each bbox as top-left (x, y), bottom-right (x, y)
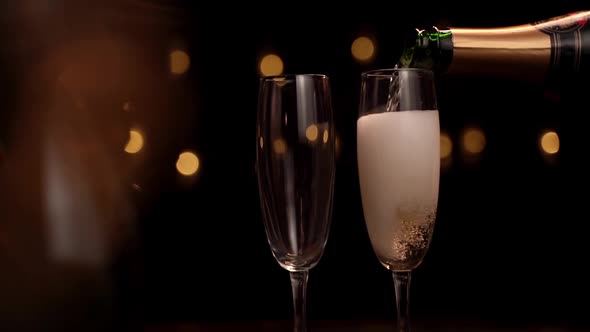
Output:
top-left (290, 271), bottom-right (309, 332)
top-left (393, 271), bottom-right (412, 332)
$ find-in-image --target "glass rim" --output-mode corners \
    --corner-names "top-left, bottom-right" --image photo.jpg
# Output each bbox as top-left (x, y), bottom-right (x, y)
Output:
top-left (361, 68), bottom-right (433, 78)
top-left (259, 73), bottom-right (328, 81)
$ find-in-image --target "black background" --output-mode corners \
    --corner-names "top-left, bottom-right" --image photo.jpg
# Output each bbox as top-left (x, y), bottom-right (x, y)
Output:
top-left (0, 0), bottom-right (589, 329)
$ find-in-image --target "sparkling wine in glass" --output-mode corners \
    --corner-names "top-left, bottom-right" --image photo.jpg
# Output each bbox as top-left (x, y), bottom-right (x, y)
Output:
top-left (357, 68), bottom-right (440, 332)
top-left (256, 74), bottom-right (336, 332)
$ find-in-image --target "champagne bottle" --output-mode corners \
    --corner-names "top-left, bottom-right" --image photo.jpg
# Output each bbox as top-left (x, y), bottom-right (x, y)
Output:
top-left (398, 11), bottom-right (590, 82)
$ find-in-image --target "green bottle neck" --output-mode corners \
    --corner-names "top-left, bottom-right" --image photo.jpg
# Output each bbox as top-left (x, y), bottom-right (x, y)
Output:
top-left (399, 27), bottom-right (454, 73)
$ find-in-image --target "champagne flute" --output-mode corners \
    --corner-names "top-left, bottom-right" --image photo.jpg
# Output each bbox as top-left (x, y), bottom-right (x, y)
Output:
top-left (256, 74), bottom-right (336, 332)
top-left (357, 68), bottom-right (440, 332)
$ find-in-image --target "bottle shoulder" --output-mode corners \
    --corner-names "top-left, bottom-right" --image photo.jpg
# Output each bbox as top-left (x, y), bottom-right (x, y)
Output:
top-left (397, 26), bottom-right (453, 72)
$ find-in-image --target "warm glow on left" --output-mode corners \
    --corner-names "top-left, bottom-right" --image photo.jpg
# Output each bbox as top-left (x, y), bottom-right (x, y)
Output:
top-left (176, 151), bottom-right (200, 176)
top-left (125, 129), bottom-right (144, 154)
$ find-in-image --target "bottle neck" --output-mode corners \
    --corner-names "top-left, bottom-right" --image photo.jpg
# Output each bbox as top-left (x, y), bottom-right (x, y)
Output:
top-left (447, 24), bottom-right (551, 81)
top-left (399, 27), bottom-right (453, 73)
top-left (446, 11), bottom-right (590, 82)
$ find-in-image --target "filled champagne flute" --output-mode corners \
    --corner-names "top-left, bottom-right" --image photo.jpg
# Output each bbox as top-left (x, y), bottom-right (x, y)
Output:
top-left (256, 74), bottom-right (336, 332)
top-left (357, 68), bottom-right (440, 332)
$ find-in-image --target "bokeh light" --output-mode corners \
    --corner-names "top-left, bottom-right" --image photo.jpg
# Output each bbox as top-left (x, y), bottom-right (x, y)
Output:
top-left (440, 131), bottom-right (452, 159)
top-left (540, 130), bottom-right (560, 154)
top-left (462, 127), bottom-right (486, 154)
top-left (306, 124), bottom-right (319, 142)
top-left (273, 139), bottom-right (287, 154)
top-left (351, 36), bottom-right (375, 63)
top-left (170, 49), bottom-right (190, 75)
top-left (176, 151), bottom-right (200, 176)
top-left (124, 129), bottom-right (144, 154)
top-left (259, 54), bottom-right (284, 76)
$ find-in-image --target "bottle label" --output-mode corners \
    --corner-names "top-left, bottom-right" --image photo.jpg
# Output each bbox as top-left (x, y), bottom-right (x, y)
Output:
top-left (533, 11), bottom-right (590, 74)
top-left (534, 12), bottom-right (587, 33)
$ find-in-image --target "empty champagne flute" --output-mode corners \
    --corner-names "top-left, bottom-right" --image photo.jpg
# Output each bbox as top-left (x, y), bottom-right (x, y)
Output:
top-left (256, 74), bottom-right (336, 332)
top-left (357, 68), bottom-right (440, 332)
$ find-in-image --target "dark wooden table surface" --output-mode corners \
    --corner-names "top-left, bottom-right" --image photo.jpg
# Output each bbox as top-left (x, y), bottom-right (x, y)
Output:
top-left (146, 320), bottom-right (589, 331)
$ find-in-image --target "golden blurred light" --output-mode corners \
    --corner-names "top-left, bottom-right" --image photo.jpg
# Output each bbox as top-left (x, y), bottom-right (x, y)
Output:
top-left (170, 49), bottom-right (190, 75)
top-left (273, 139), bottom-right (287, 154)
top-left (351, 36), bottom-right (375, 63)
top-left (259, 137), bottom-right (264, 149)
top-left (540, 131), bottom-right (560, 154)
top-left (462, 127), bottom-right (486, 154)
top-left (305, 124), bottom-right (319, 142)
top-left (259, 54), bottom-right (284, 76)
top-left (176, 151), bottom-right (200, 176)
top-left (125, 129), bottom-right (144, 154)
top-left (440, 132), bottom-right (452, 159)
top-left (323, 129), bottom-right (329, 144)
